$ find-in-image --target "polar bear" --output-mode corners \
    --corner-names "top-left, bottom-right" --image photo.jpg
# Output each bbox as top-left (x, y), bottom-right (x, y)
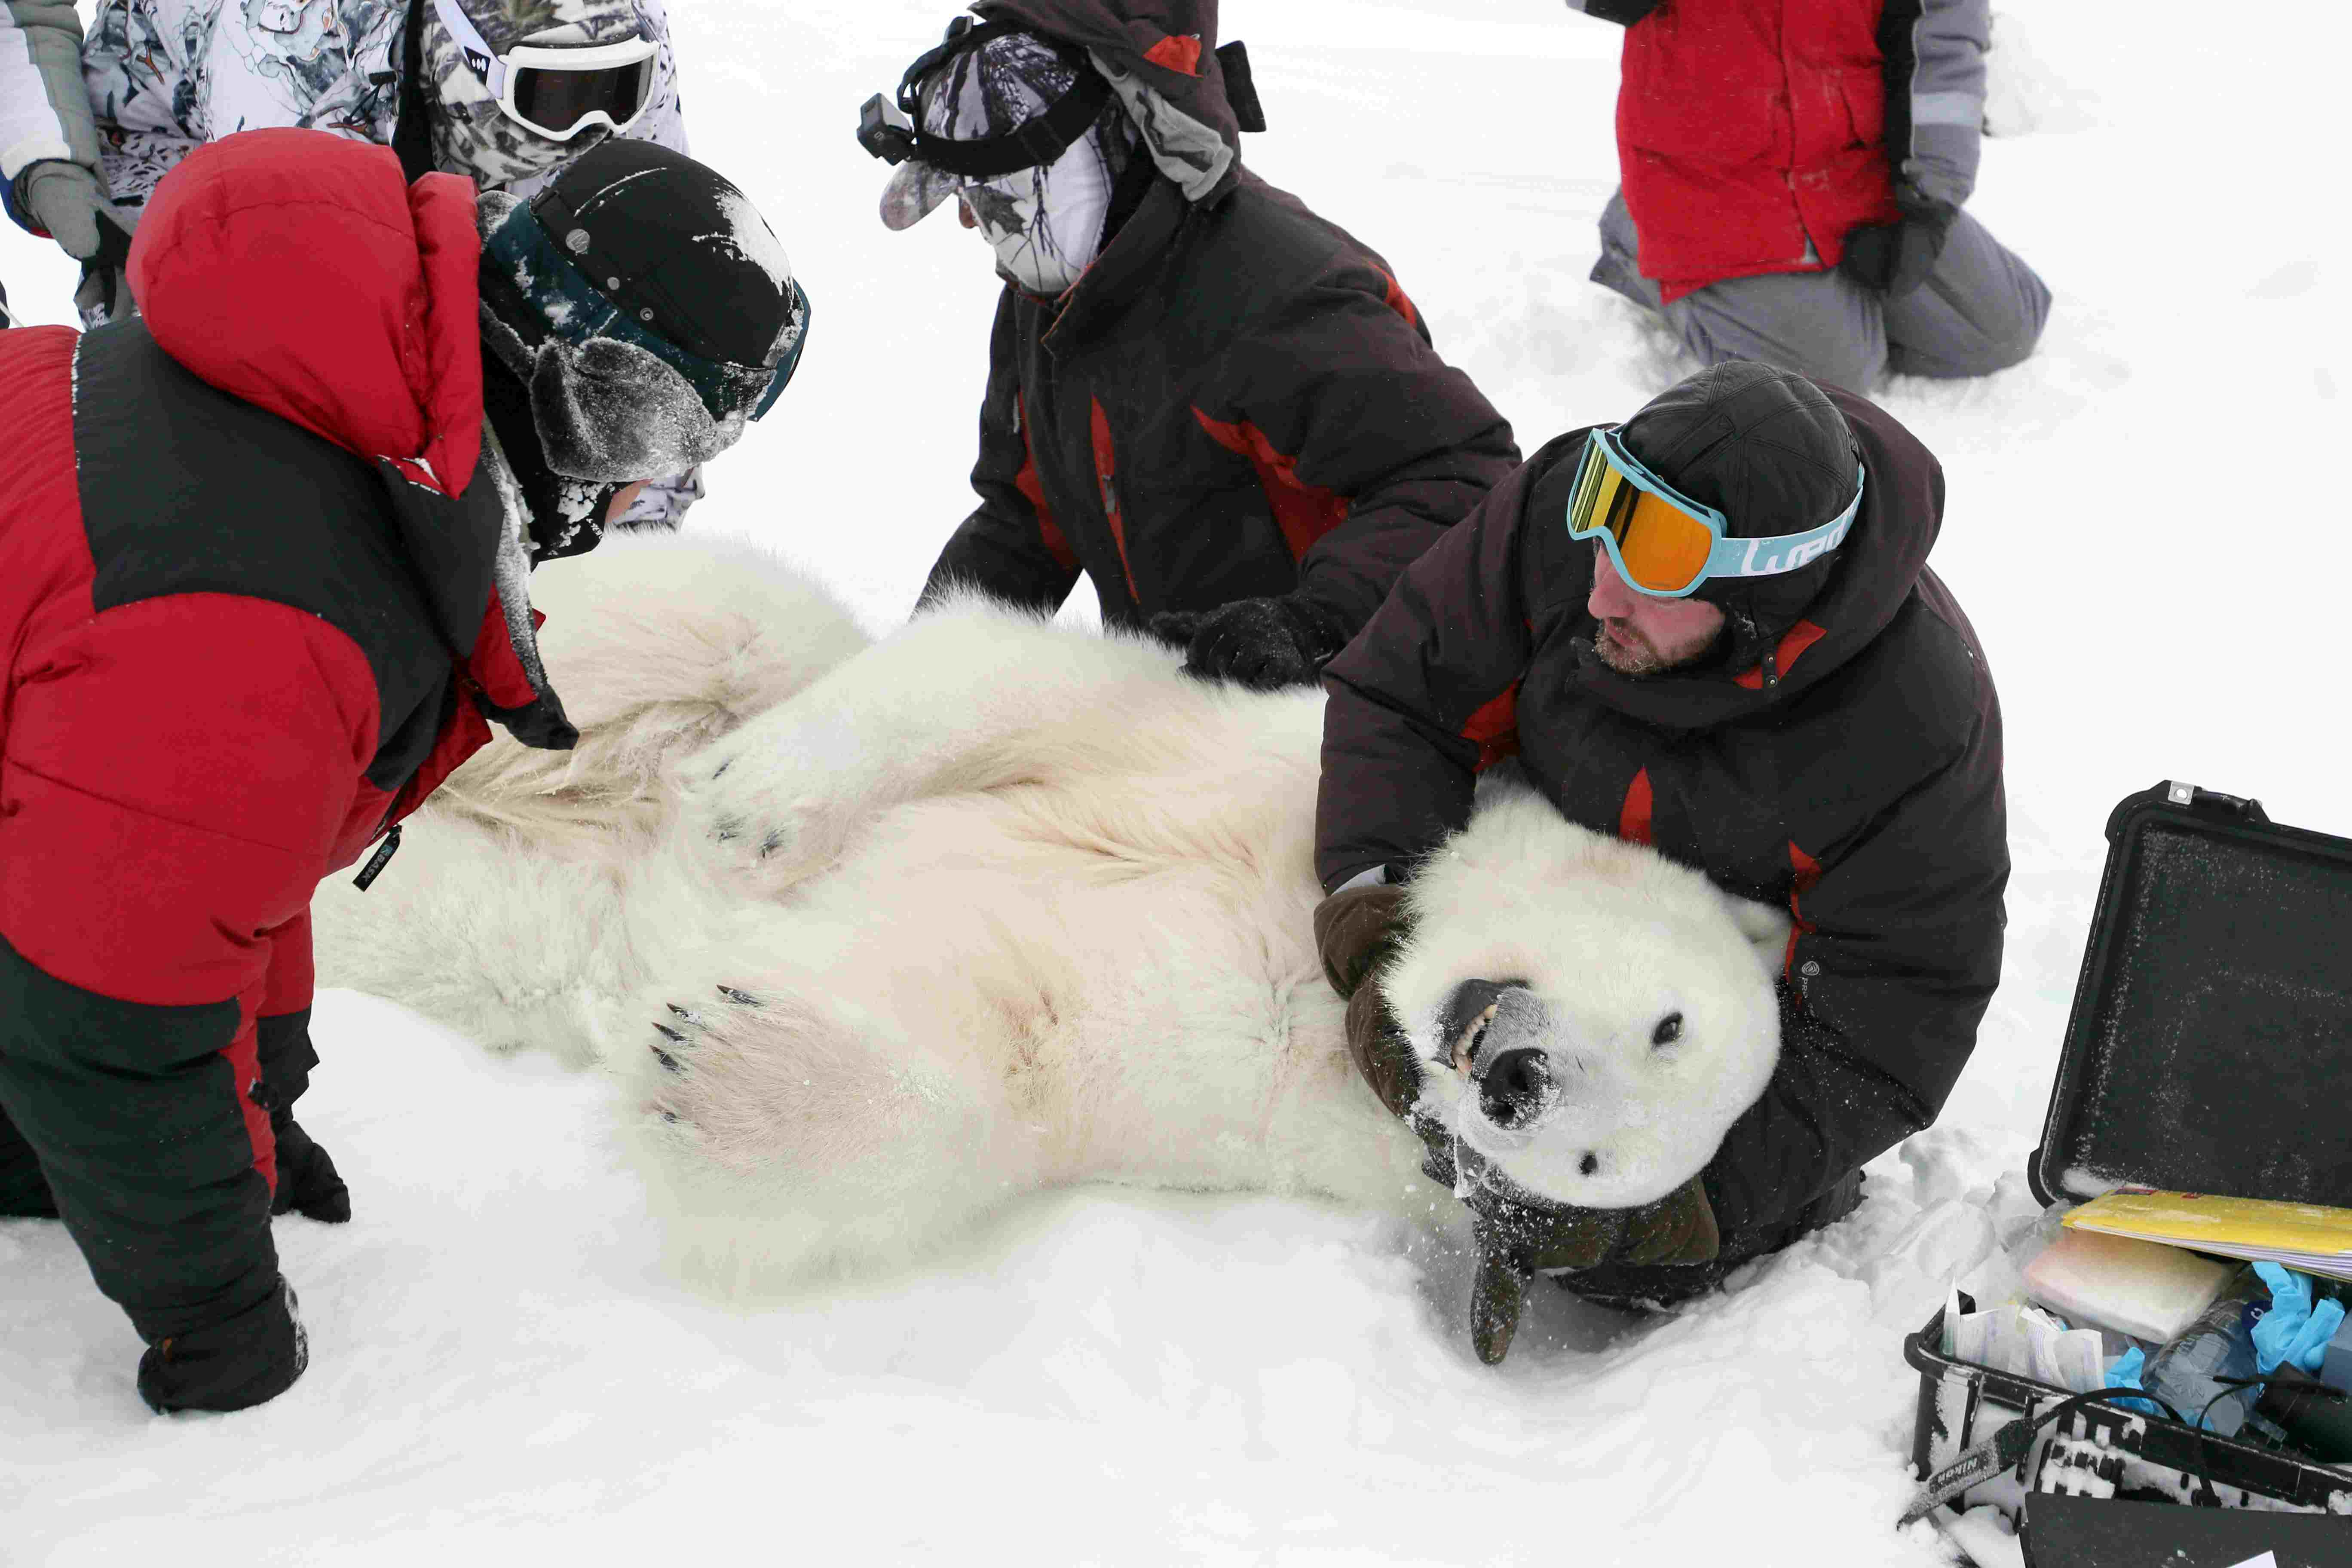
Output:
top-left (313, 537), bottom-right (1789, 1292)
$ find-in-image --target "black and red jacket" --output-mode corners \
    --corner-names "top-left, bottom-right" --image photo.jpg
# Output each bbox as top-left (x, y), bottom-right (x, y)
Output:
top-left (0, 130), bottom-right (563, 1345)
top-left (918, 166), bottom-right (1519, 637)
top-left (1314, 388), bottom-right (2007, 1250)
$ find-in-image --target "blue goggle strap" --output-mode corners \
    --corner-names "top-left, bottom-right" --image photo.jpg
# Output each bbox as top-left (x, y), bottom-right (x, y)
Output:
top-left (1579, 427), bottom-right (1864, 597)
top-left (1699, 468), bottom-right (1864, 583)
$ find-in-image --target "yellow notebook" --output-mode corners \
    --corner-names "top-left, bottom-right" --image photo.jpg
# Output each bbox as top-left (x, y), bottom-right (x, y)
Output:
top-left (2062, 1188), bottom-right (2352, 1283)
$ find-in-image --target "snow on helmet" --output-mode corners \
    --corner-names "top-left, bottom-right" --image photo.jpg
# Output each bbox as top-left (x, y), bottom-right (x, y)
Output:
top-left (477, 138), bottom-right (810, 556)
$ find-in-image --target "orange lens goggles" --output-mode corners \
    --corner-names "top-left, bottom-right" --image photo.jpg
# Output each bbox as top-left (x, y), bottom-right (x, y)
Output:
top-left (1564, 429), bottom-right (1722, 597)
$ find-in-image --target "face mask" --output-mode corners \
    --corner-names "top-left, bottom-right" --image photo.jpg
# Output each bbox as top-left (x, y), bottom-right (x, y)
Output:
top-left (962, 119), bottom-right (1121, 296)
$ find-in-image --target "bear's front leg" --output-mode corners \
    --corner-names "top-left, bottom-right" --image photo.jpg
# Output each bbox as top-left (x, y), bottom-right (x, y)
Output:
top-left (676, 601), bottom-right (1182, 898)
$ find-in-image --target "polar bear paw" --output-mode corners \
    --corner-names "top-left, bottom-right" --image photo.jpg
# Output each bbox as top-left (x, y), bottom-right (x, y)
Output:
top-left (674, 728), bottom-right (865, 895)
top-left (622, 976), bottom-right (1017, 1285)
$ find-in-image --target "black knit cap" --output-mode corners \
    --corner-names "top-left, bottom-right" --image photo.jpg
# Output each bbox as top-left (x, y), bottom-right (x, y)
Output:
top-left (1618, 361), bottom-right (1862, 668)
top-left (529, 137), bottom-right (793, 371)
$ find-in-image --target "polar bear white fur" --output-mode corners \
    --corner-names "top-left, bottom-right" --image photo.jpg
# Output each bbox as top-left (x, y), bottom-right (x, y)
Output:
top-left (314, 536), bottom-right (1789, 1291)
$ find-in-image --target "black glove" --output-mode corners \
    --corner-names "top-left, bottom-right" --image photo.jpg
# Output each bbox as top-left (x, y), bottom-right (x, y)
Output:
top-left (72, 209), bottom-right (136, 327)
top-left (136, 1277), bottom-right (309, 1414)
top-left (14, 161), bottom-right (138, 325)
top-left (1837, 184), bottom-right (1956, 299)
top-left (251, 1015), bottom-right (351, 1223)
top-left (1458, 1154), bottom-right (1720, 1364)
top-left (1148, 594), bottom-right (1351, 691)
top-left (269, 1114), bottom-right (352, 1224)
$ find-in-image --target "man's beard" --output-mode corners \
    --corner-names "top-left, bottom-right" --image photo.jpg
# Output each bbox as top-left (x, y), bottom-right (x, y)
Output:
top-left (1593, 619), bottom-right (1720, 676)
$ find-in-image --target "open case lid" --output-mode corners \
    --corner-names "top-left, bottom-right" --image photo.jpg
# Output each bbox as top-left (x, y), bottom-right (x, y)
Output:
top-left (2029, 781), bottom-right (2352, 1208)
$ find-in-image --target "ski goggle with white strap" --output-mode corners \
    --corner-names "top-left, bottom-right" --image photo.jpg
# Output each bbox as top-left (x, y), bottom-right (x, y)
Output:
top-left (432, 0), bottom-right (658, 142)
top-left (1565, 426), bottom-right (1864, 599)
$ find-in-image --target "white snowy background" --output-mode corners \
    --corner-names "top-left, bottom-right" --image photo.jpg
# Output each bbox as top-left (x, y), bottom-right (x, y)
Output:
top-left (3, 3), bottom-right (2346, 1563)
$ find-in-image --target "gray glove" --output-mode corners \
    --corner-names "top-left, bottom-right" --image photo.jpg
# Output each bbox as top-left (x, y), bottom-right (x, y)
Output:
top-left (15, 159), bottom-right (138, 324)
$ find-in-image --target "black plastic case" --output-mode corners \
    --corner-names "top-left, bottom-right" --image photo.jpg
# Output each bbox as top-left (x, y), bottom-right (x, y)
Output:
top-left (1905, 782), bottom-right (2352, 1529)
top-left (2029, 782), bottom-right (2352, 1210)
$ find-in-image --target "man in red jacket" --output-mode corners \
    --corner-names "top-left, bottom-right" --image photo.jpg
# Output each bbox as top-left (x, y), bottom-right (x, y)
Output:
top-left (1574, 0), bottom-right (2049, 392)
top-left (0, 127), bottom-right (807, 1414)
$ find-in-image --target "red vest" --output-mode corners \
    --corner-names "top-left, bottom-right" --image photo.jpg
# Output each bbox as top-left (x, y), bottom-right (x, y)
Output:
top-left (1617, 0), bottom-right (1903, 302)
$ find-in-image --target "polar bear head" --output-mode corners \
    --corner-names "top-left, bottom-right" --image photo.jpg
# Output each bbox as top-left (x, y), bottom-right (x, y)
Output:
top-left (1377, 782), bottom-right (1789, 1210)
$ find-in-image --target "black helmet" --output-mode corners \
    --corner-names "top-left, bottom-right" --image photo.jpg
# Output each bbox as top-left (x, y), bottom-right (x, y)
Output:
top-left (477, 138), bottom-right (810, 555)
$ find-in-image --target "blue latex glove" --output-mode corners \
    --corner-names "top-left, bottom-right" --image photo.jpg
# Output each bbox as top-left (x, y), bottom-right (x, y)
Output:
top-left (2104, 1344), bottom-right (2161, 1415)
top-left (2251, 1262), bottom-right (2348, 1376)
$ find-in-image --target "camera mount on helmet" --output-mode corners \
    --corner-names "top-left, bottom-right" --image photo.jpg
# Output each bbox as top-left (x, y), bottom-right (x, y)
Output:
top-left (855, 15), bottom-right (1113, 179)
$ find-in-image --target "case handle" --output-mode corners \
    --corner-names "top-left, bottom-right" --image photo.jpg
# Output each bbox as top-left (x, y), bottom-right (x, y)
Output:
top-left (2162, 780), bottom-right (2270, 821)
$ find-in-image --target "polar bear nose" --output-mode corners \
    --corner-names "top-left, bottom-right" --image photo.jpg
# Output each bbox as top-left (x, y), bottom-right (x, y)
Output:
top-left (1477, 1048), bottom-right (1553, 1128)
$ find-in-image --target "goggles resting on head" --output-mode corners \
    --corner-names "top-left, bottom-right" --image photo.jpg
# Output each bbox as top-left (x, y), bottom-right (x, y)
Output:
top-left (856, 15), bottom-right (1110, 176)
top-left (1565, 426), bottom-right (1863, 599)
top-left (481, 198), bottom-right (810, 426)
top-left (432, 0), bottom-right (658, 142)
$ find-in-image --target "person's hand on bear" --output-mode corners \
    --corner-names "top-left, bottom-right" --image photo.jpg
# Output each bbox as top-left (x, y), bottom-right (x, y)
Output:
top-left (1314, 883), bottom-right (1460, 1186)
top-left (1148, 593), bottom-right (1350, 691)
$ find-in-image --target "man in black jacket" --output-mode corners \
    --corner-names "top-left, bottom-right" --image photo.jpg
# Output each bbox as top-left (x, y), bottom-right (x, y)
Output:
top-left (866, 1), bottom-right (1518, 690)
top-left (1312, 360), bottom-right (2007, 1319)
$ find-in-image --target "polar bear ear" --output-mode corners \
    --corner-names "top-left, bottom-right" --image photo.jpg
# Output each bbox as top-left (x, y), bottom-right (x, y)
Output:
top-left (1717, 889), bottom-right (1794, 977)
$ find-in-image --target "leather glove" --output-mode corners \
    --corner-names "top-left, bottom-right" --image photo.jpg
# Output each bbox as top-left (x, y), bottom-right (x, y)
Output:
top-left (1314, 884), bottom-right (1458, 1185)
top-left (136, 1276), bottom-right (309, 1414)
top-left (14, 159), bottom-right (138, 324)
top-left (1314, 883), bottom-right (1408, 1004)
top-left (1461, 1165), bottom-right (1720, 1365)
top-left (1148, 594), bottom-right (1351, 691)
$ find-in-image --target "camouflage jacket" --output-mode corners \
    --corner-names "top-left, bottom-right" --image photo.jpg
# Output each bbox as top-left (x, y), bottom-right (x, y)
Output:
top-left (74, 0), bottom-right (689, 209)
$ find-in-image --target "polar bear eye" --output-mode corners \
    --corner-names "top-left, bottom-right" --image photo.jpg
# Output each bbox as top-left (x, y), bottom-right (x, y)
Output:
top-left (1651, 1012), bottom-right (1683, 1048)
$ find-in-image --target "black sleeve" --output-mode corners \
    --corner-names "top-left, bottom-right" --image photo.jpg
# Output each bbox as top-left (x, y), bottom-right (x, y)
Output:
top-left (917, 296), bottom-right (1082, 618)
top-left (1702, 654), bottom-right (2008, 1234)
top-left (1213, 269), bottom-right (1519, 637)
top-left (1315, 446), bottom-right (1574, 892)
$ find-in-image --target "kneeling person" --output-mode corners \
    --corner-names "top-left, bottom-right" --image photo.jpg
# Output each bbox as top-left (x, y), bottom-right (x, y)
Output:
top-left (0, 128), bottom-right (807, 1414)
top-left (872, 2), bottom-right (1518, 689)
top-left (1314, 361), bottom-right (2006, 1323)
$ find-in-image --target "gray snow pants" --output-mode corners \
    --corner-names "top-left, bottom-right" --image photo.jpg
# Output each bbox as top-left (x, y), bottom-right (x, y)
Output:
top-left (1592, 193), bottom-right (2052, 392)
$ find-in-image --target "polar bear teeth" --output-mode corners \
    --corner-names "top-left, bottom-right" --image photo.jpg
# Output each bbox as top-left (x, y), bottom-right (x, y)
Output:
top-left (1452, 1003), bottom-right (1501, 1075)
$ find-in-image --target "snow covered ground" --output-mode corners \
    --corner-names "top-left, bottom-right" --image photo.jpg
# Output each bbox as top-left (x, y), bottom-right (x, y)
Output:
top-left (4, 3), bottom-right (2346, 1562)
